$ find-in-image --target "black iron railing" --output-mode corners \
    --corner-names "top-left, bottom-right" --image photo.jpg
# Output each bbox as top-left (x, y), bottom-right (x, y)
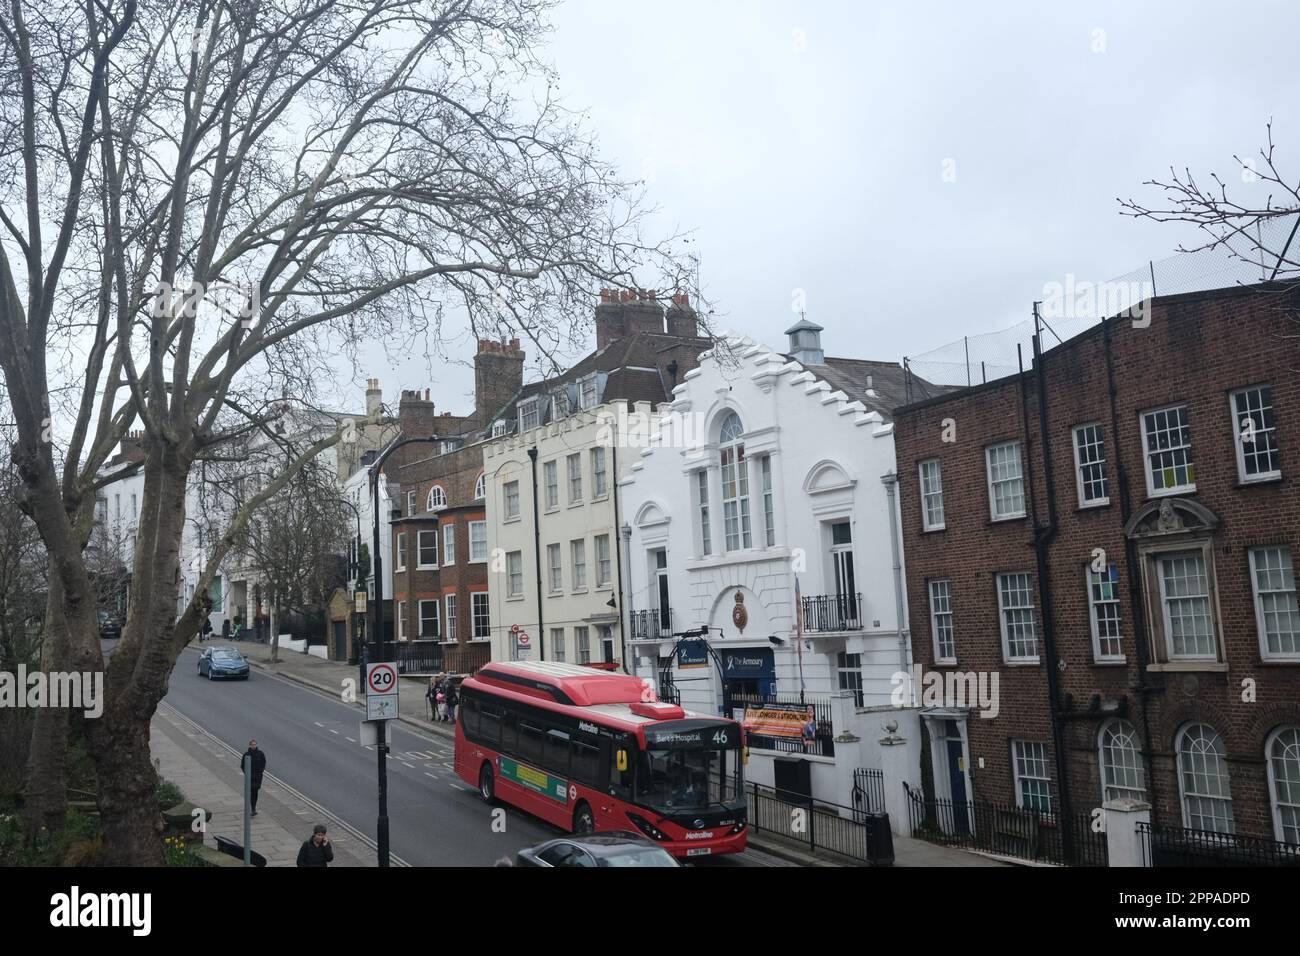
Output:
top-left (852, 768), bottom-right (886, 818)
top-left (631, 608), bottom-right (673, 640)
top-left (393, 639), bottom-right (444, 676)
top-left (732, 693), bottom-right (835, 758)
top-left (904, 783), bottom-right (1107, 866)
top-left (746, 782), bottom-right (893, 865)
top-left (802, 593), bottom-right (864, 632)
top-left (1138, 822), bottom-right (1300, 867)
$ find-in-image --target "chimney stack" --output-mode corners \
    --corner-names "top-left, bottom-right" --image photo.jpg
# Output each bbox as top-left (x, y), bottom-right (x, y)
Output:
top-left (665, 292), bottom-right (698, 338)
top-left (474, 337), bottom-right (525, 426)
top-left (399, 387), bottom-right (436, 438)
top-left (365, 378), bottom-right (382, 420)
top-left (595, 288), bottom-right (670, 349)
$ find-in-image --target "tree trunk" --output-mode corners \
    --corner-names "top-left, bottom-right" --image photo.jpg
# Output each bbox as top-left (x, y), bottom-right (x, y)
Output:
top-left (87, 711), bottom-right (163, 865)
top-left (270, 601), bottom-right (280, 663)
top-left (23, 571), bottom-right (71, 844)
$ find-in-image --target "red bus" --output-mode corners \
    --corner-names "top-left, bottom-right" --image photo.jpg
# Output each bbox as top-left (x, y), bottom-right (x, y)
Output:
top-left (454, 660), bottom-right (748, 859)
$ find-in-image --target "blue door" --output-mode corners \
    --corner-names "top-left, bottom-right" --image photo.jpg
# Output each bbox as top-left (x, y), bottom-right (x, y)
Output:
top-left (946, 737), bottom-right (970, 834)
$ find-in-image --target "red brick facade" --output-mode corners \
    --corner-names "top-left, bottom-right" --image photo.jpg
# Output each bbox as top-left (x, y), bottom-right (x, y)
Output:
top-left (894, 283), bottom-right (1300, 844)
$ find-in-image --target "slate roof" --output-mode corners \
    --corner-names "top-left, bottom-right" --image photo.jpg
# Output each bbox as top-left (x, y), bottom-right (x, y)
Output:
top-left (785, 354), bottom-right (955, 422)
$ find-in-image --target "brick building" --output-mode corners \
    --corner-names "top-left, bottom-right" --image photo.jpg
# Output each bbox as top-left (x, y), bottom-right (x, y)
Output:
top-left (893, 281), bottom-right (1300, 848)
top-left (388, 339), bottom-right (525, 674)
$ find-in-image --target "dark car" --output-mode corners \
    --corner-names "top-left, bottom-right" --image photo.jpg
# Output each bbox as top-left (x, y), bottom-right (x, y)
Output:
top-left (98, 611), bottom-right (122, 640)
top-left (515, 832), bottom-right (681, 868)
top-left (198, 646), bottom-right (250, 680)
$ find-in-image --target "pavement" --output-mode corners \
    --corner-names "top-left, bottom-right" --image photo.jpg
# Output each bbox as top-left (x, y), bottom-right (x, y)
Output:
top-left (188, 637), bottom-right (1008, 867)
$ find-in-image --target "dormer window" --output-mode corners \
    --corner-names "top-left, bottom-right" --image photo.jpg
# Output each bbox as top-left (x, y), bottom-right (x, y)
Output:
top-left (552, 390), bottom-right (570, 419)
top-left (579, 375), bottom-right (598, 409)
top-left (518, 397), bottom-right (540, 432)
top-left (426, 486), bottom-right (447, 511)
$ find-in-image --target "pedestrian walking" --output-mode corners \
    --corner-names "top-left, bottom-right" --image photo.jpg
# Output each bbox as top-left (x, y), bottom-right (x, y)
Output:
top-left (436, 673), bottom-right (449, 721)
top-left (240, 739), bottom-right (267, 816)
top-left (445, 679), bottom-right (458, 723)
top-left (426, 676), bottom-right (438, 722)
top-left (297, 824), bottom-right (333, 867)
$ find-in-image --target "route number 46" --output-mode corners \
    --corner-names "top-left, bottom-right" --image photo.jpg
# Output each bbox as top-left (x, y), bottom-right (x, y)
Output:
top-left (712, 730), bottom-right (729, 745)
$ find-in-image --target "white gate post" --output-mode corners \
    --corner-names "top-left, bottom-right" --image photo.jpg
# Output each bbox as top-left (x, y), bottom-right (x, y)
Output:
top-left (1102, 798), bottom-right (1151, 867)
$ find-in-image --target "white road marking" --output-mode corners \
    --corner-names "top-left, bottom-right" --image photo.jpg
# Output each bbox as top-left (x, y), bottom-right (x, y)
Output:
top-left (401, 762), bottom-right (414, 768)
top-left (449, 783), bottom-right (467, 791)
top-left (345, 737), bottom-right (356, 743)
top-left (329, 729), bottom-right (339, 735)
top-left (424, 772), bottom-right (438, 779)
top-left (314, 722), bottom-right (323, 727)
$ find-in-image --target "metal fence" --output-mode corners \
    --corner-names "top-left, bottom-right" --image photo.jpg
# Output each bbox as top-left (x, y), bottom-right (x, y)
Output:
top-left (801, 593), bottom-right (863, 632)
top-left (904, 783), bottom-right (1107, 866)
top-left (746, 782), bottom-right (893, 865)
top-left (631, 608), bottom-right (673, 640)
top-left (852, 768), bottom-right (886, 818)
top-left (1138, 822), bottom-right (1300, 867)
top-left (393, 640), bottom-right (444, 676)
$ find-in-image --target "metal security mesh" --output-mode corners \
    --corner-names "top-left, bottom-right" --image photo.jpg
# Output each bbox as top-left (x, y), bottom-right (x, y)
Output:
top-left (904, 212), bottom-right (1300, 394)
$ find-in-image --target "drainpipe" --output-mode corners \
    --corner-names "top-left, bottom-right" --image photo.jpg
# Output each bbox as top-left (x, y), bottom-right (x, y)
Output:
top-left (527, 446), bottom-right (545, 660)
top-left (611, 436), bottom-right (628, 671)
top-left (1023, 321), bottom-right (1074, 862)
top-left (1103, 314), bottom-right (1161, 821)
top-left (881, 471), bottom-right (909, 675)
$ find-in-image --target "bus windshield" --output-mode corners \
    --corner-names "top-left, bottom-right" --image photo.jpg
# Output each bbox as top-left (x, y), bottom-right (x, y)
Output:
top-left (636, 745), bottom-right (743, 812)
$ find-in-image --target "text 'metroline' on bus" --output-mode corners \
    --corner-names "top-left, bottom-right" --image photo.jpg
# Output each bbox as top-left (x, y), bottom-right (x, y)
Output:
top-left (454, 660), bottom-right (748, 859)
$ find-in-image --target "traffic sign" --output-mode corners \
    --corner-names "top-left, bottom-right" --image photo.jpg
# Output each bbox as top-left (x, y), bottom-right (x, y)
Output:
top-left (516, 632), bottom-right (530, 646)
top-left (367, 696), bottom-right (399, 721)
top-left (510, 624), bottom-right (521, 634)
top-left (367, 662), bottom-right (398, 697)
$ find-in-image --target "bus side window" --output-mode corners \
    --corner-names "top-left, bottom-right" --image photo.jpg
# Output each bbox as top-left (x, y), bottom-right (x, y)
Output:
top-left (608, 740), bottom-right (633, 798)
top-left (519, 721), bottom-right (544, 765)
top-left (480, 704), bottom-right (502, 747)
top-left (460, 696), bottom-right (479, 737)
top-left (571, 740), bottom-right (599, 787)
top-left (500, 707), bottom-right (518, 753)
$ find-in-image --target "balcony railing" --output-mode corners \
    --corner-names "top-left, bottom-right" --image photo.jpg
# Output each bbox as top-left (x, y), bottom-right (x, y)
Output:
top-left (631, 608), bottom-right (673, 640)
top-left (801, 593), bottom-right (864, 632)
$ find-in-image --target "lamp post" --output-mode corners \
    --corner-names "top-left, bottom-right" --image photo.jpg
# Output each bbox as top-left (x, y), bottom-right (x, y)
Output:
top-left (338, 493), bottom-right (364, 666)
top-left (366, 433), bottom-right (440, 868)
top-left (666, 626), bottom-right (730, 717)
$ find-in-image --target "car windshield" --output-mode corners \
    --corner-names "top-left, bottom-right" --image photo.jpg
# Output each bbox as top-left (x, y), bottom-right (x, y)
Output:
top-left (598, 848), bottom-right (678, 867)
top-left (635, 746), bottom-right (742, 812)
top-left (212, 650), bottom-right (242, 661)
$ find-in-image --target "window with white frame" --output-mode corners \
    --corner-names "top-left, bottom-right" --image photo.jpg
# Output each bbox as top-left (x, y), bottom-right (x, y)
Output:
top-left (474, 473), bottom-right (485, 500)
top-left (551, 627), bottom-right (567, 663)
top-left (552, 390), bottom-right (570, 419)
top-left (395, 533), bottom-right (407, 572)
top-left (1267, 727), bottom-right (1300, 845)
top-left (469, 521), bottom-right (487, 562)
top-left (1072, 423), bottom-right (1109, 506)
top-left (471, 592), bottom-right (490, 639)
top-left (1250, 546), bottom-right (1300, 660)
top-left (426, 486), bottom-right (446, 511)
top-left (575, 626), bottom-right (591, 663)
top-left (417, 530), bottom-right (438, 569)
top-left (579, 375), bottom-right (598, 409)
top-left (547, 543), bottom-right (562, 593)
top-left (591, 447), bottom-right (607, 498)
top-left (1141, 404), bottom-right (1195, 495)
top-left (1231, 385), bottom-right (1280, 482)
top-left (997, 572), bottom-right (1038, 661)
top-left (919, 458), bottom-right (945, 530)
top-left (719, 413), bottom-right (752, 550)
top-left (507, 551), bottom-right (523, 597)
top-left (504, 480), bottom-right (520, 520)
top-left (444, 594), bottom-right (457, 642)
top-left (518, 397), bottom-right (540, 432)
top-left (567, 453), bottom-right (582, 503)
top-left (986, 442), bottom-right (1026, 520)
top-left (396, 601), bottom-right (407, 641)
top-left (1087, 562), bottom-right (1123, 661)
top-left (595, 534), bottom-right (611, 587)
top-left (1177, 723), bottom-right (1235, 834)
top-left (442, 524), bottom-right (456, 565)
top-left (1157, 550), bottom-right (1216, 660)
top-left (544, 460), bottom-right (559, 510)
top-left (836, 651), bottom-right (863, 707)
top-left (929, 579), bottom-right (955, 662)
top-left (1012, 740), bottom-right (1052, 813)
top-left (1099, 720), bottom-right (1147, 803)
top-left (760, 455), bottom-right (775, 546)
top-left (696, 470), bottom-right (712, 556)
top-left (571, 539), bottom-right (587, 590)
top-left (418, 599), bottom-right (440, 639)
top-left (406, 491), bottom-right (417, 516)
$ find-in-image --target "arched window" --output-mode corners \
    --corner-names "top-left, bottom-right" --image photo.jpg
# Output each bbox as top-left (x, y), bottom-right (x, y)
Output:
top-left (718, 412), bottom-right (751, 551)
top-left (1099, 719), bottom-right (1147, 803)
top-left (474, 472), bottom-right (486, 500)
top-left (426, 485), bottom-right (447, 511)
top-left (1267, 726), bottom-right (1300, 845)
top-left (1176, 723), bottom-right (1235, 834)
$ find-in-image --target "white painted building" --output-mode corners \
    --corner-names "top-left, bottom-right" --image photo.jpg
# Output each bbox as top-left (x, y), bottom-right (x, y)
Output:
top-left (618, 321), bottom-right (924, 825)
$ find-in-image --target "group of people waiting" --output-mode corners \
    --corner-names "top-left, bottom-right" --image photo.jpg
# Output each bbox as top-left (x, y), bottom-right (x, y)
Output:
top-left (427, 673), bottom-right (459, 722)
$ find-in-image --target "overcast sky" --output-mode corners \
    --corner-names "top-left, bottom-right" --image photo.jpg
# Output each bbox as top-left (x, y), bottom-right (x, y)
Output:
top-left (361, 0), bottom-right (1300, 415)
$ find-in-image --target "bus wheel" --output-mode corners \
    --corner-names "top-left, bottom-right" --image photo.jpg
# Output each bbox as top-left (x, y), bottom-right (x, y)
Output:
top-left (479, 763), bottom-right (495, 803)
top-left (573, 802), bottom-right (596, 834)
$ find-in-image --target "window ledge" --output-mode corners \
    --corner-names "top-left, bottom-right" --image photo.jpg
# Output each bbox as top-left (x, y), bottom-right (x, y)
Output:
top-left (1077, 500), bottom-right (1110, 511)
top-left (922, 525), bottom-right (947, 534)
top-left (503, 515), bottom-right (521, 524)
top-left (989, 514), bottom-right (1027, 524)
top-left (567, 501), bottom-right (584, 509)
top-left (469, 638), bottom-right (492, 643)
top-left (1004, 658), bottom-right (1041, 666)
top-left (1145, 486), bottom-right (1196, 500)
top-left (506, 594), bottom-right (525, 602)
top-left (1146, 661), bottom-right (1227, 673)
top-left (933, 658), bottom-right (958, 668)
top-left (416, 564), bottom-right (438, 572)
top-left (1092, 658), bottom-right (1127, 667)
top-left (1233, 475), bottom-right (1284, 489)
top-left (544, 506), bottom-right (560, 515)
top-left (572, 587), bottom-right (589, 595)
top-left (1255, 657), bottom-right (1300, 666)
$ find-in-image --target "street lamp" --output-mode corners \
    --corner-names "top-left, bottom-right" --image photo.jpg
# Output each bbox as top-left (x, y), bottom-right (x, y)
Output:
top-left (337, 493), bottom-right (365, 666)
top-left (665, 625), bottom-right (730, 717)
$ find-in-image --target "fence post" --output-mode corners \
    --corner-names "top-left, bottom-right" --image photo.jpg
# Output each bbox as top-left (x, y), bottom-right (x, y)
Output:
top-left (1102, 798), bottom-right (1151, 867)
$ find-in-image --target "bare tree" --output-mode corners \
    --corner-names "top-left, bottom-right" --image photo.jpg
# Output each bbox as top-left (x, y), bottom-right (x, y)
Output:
top-left (0, 0), bottom-right (689, 862)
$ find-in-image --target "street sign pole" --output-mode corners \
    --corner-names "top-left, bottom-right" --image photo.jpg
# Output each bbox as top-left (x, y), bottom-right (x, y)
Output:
top-left (366, 661), bottom-right (399, 867)
top-left (242, 755), bottom-right (252, 867)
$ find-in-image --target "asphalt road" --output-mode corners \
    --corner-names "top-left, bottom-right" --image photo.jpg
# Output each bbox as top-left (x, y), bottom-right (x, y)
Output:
top-left (163, 645), bottom-right (784, 867)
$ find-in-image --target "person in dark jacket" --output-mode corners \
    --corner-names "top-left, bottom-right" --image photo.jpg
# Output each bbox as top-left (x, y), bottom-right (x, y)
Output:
top-left (297, 824), bottom-right (333, 867)
top-left (240, 740), bottom-right (267, 816)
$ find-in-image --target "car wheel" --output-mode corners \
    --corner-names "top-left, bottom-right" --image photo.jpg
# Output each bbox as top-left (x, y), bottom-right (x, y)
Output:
top-left (479, 763), bottom-right (495, 803)
top-left (208, 668), bottom-right (215, 680)
top-left (573, 802), bottom-right (596, 834)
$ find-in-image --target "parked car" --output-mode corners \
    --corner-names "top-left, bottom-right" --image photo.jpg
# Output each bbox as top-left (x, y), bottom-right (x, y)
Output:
top-left (98, 611), bottom-right (122, 640)
top-left (197, 646), bottom-right (250, 680)
top-left (515, 832), bottom-right (681, 868)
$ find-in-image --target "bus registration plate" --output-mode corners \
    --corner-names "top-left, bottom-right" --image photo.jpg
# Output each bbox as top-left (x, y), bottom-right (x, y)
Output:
top-left (686, 847), bottom-right (712, 857)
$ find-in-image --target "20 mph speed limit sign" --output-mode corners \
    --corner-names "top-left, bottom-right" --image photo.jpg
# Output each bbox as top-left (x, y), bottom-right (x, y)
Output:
top-left (366, 662), bottom-right (399, 720)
